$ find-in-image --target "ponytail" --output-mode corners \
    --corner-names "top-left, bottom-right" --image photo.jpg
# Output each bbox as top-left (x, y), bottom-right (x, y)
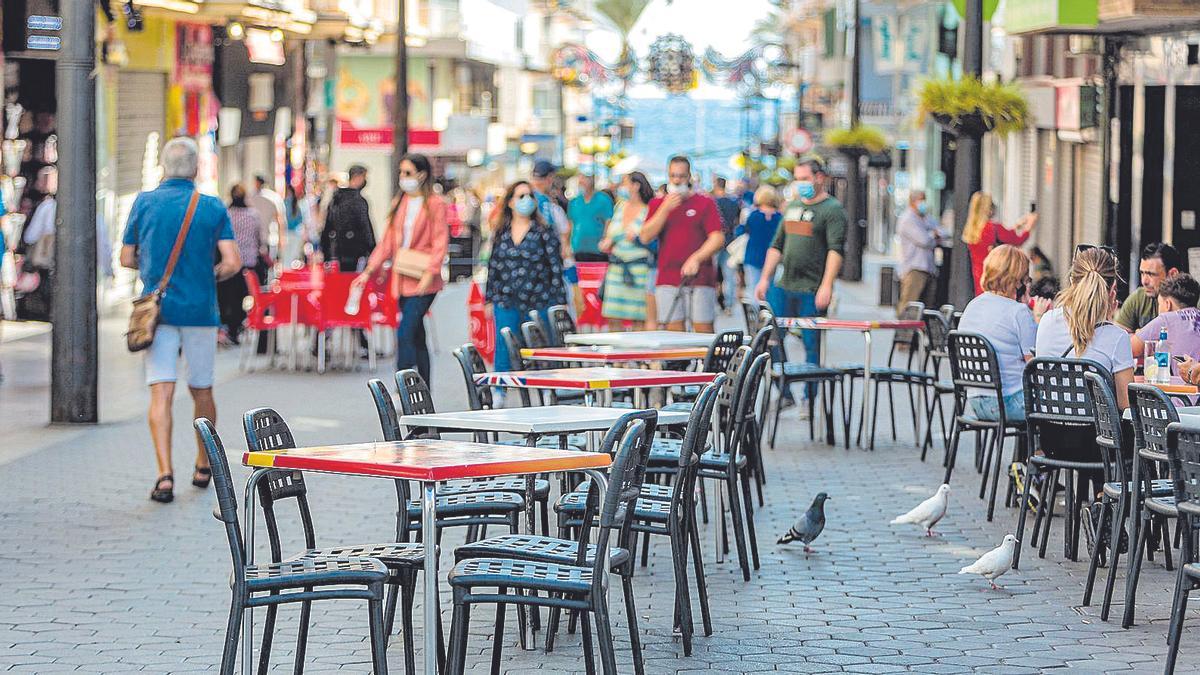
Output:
top-left (1056, 247), bottom-right (1120, 355)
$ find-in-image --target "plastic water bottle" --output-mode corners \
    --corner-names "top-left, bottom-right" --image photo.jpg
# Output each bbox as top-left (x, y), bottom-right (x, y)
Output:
top-left (1156, 326), bottom-right (1171, 384)
top-left (344, 284), bottom-right (364, 316)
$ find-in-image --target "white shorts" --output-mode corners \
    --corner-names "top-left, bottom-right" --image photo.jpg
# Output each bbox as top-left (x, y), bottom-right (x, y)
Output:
top-left (145, 325), bottom-right (219, 388)
top-left (655, 285), bottom-right (717, 325)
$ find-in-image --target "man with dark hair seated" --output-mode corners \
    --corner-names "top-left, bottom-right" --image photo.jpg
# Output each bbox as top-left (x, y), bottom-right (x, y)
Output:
top-left (1116, 242), bottom-right (1183, 332)
top-left (1136, 273), bottom-right (1200, 375)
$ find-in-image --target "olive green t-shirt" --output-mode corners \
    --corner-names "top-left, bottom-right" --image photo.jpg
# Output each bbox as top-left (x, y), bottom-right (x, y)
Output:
top-left (1116, 286), bottom-right (1157, 332)
top-left (771, 195), bottom-right (848, 293)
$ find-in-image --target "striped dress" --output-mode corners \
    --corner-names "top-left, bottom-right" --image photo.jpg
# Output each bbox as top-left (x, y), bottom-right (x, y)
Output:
top-left (600, 202), bottom-right (652, 321)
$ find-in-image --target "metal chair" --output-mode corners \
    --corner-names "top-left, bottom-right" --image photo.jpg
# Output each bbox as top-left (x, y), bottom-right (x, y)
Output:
top-left (366, 374), bottom-right (526, 543)
top-left (445, 418), bottom-right (654, 675)
top-left (452, 343), bottom-right (496, 413)
top-left (670, 329), bottom-right (743, 405)
top-left (547, 304), bottom-right (577, 346)
top-left (551, 379), bottom-right (723, 656)
top-left (194, 418), bottom-right (390, 675)
top-left (242, 408), bottom-right (432, 675)
top-left (1163, 421), bottom-right (1200, 673)
top-left (757, 305), bottom-right (842, 448)
top-left (1123, 383), bottom-right (1181, 628)
top-left (1014, 357), bottom-right (1109, 569)
top-left (498, 327), bottom-right (535, 406)
top-left (943, 331), bottom-right (1026, 522)
top-left (919, 310), bottom-right (953, 459)
top-left (741, 299), bottom-right (766, 335)
top-left (527, 309), bottom-right (553, 346)
top-left (520, 320), bottom-right (586, 405)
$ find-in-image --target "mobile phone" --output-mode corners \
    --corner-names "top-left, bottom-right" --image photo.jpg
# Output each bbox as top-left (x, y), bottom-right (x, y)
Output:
top-left (1029, 202), bottom-right (1037, 213)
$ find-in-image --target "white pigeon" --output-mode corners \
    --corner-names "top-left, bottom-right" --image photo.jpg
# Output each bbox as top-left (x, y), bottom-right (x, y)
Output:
top-left (959, 535), bottom-right (1019, 590)
top-left (890, 484), bottom-right (951, 537)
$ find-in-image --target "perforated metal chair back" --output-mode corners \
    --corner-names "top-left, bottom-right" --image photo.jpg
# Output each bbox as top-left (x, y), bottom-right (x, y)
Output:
top-left (520, 321), bottom-right (553, 370)
top-left (548, 304), bottom-right (576, 346)
top-left (702, 330), bottom-right (744, 374)
top-left (1084, 371), bottom-right (1129, 486)
top-left (887, 301), bottom-right (924, 367)
top-left (716, 346), bottom-right (751, 439)
top-left (923, 310), bottom-right (951, 359)
top-left (500, 326), bottom-right (528, 371)
top-left (588, 415), bottom-right (657, 590)
top-left (757, 306), bottom-right (790, 362)
top-left (1166, 421), bottom-right (1200, 513)
top-left (729, 353), bottom-right (771, 462)
top-left (527, 310), bottom-right (551, 345)
top-left (243, 408), bottom-right (318, 560)
top-left (1022, 357), bottom-right (1109, 427)
top-left (748, 325), bottom-right (773, 360)
top-left (395, 368), bottom-right (436, 416)
top-left (195, 418), bottom-right (247, 585)
top-left (742, 300), bottom-right (765, 334)
top-left (367, 378), bottom-right (404, 441)
top-left (669, 376), bottom-right (724, 523)
top-left (1130, 383), bottom-right (1179, 464)
top-left (454, 343), bottom-right (495, 411)
top-left (947, 331), bottom-right (1004, 398)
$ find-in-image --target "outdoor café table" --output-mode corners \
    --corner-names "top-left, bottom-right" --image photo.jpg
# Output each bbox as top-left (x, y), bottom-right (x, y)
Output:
top-left (521, 344), bottom-right (709, 364)
top-left (564, 330), bottom-right (727, 350)
top-left (473, 366), bottom-right (717, 408)
top-left (242, 439), bottom-right (611, 675)
top-left (776, 317), bottom-right (926, 450)
top-left (399, 405), bottom-right (691, 440)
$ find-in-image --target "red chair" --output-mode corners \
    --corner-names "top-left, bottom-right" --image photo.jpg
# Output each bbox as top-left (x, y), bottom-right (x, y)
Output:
top-left (240, 270), bottom-right (286, 371)
top-left (576, 261), bottom-right (607, 329)
top-left (310, 271), bottom-right (376, 372)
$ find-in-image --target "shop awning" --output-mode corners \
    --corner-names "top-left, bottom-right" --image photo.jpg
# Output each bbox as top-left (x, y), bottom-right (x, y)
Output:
top-left (1003, 0), bottom-right (1098, 35)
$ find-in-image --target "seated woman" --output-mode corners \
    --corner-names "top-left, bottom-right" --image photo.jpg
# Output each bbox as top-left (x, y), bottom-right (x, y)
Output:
top-left (1131, 273), bottom-right (1200, 367)
top-left (956, 245), bottom-right (1038, 422)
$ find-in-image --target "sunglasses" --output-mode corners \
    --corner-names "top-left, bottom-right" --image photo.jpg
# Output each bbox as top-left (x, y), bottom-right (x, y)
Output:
top-left (1074, 244), bottom-right (1116, 258)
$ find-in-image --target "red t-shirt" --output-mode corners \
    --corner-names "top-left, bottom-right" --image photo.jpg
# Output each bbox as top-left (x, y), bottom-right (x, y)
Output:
top-left (647, 192), bottom-right (723, 287)
top-left (968, 220), bottom-right (1031, 295)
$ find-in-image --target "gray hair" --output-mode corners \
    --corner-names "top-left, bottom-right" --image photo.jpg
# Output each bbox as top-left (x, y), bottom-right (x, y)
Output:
top-left (162, 137), bottom-right (199, 179)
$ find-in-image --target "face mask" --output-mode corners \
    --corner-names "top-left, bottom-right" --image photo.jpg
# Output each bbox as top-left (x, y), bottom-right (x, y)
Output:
top-left (666, 183), bottom-right (690, 197)
top-left (399, 177), bottom-right (421, 194)
top-left (916, 201), bottom-right (928, 215)
top-left (514, 195), bottom-right (537, 217)
top-left (617, 187), bottom-right (631, 201)
top-left (794, 181), bottom-right (815, 201)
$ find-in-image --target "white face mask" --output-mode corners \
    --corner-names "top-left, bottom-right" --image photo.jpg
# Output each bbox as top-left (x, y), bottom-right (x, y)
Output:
top-left (666, 183), bottom-right (690, 197)
top-left (399, 177), bottom-right (421, 194)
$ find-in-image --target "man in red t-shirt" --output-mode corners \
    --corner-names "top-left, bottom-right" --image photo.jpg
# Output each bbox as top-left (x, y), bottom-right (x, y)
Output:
top-left (640, 155), bottom-right (726, 331)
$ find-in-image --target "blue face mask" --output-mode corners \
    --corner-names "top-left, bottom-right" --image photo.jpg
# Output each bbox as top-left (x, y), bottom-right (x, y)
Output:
top-left (617, 187), bottom-right (631, 201)
top-left (514, 195), bottom-right (537, 217)
top-left (795, 181), bottom-right (815, 201)
top-left (916, 201), bottom-right (928, 215)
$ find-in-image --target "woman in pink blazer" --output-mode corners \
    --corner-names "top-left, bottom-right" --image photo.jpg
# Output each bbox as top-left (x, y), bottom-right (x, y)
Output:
top-left (354, 153), bottom-right (448, 380)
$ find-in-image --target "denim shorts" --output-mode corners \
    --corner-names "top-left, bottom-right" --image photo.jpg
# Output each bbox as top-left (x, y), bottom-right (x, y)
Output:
top-left (144, 325), bottom-right (218, 388)
top-left (969, 391), bottom-right (1026, 423)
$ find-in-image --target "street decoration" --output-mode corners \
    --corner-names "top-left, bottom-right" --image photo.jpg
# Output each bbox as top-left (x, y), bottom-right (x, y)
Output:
top-left (552, 43), bottom-right (631, 88)
top-left (825, 125), bottom-right (889, 155)
top-left (645, 34), bottom-right (696, 95)
top-left (700, 44), bottom-right (772, 96)
top-left (918, 76), bottom-right (1029, 137)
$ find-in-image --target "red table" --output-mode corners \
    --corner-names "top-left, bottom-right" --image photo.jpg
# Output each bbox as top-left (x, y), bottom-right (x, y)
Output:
top-left (776, 316), bottom-right (926, 449)
top-left (243, 439), bottom-right (611, 674)
top-left (474, 366), bottom-right (716, 407)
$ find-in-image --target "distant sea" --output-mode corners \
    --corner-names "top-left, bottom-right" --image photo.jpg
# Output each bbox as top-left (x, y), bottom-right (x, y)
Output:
top-left (620, 96), bottom-right (778, 185)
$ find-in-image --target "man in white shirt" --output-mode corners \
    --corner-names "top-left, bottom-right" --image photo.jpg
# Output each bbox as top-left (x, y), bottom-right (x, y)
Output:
top-left (895, 190), bottom-right (944, 315)
top-left (249, 175), bottom-right (285, 264)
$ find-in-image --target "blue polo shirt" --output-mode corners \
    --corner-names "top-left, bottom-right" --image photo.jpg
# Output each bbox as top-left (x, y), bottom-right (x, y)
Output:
top-left (121, 178), bottom-right (234, 327)
top-left (567, 191), bottom-right (614, 255)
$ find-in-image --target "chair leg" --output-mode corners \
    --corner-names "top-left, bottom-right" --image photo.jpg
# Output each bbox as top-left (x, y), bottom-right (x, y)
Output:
top-left (580, 610), bottom-right (596, 675)
top-left (687, 511), bottom-right (714, 636)
top-left (1165, 583), bottom-right (1190, 673)
top-left (740, 470), bottom-right (761, 570)
top-left (978, 431), bottom-right (994, 501)
top-left (490, 592), bottom-right (507, 675)
top-left (725, 475), bottom-right (752, 581)
top-left (258, 602), bottom-right (278, 675)
top-left (669, 525), bottom-right (694, 656)
top-left (1163, 516), bottom-right (1176, 572)
top-left (593, 598), bottom-right (618, 675)
top-left (621, 575), bottom-right (646, 675)
top-left (1123, 509), bottom-right (1152, 628)
top-left (401, 574), bottom-right (417, 675)
top-left (942, 419), bottom-right (962, 484)
top-left (1038, 470), bottom-right (1059, 560)
top-left (769, 380), bottom-right (783, 448)
top-left (384, 583), bottom-right (400, 637)
top-left (368, 595), bottom-right (390, 675)
top-left (1082, 499), bottom-right (1109, 607)
top-left (293, 597), bottom-right (312, 675)
top-left (1013, 462), bottom-right (1035, 570)
top-left (1101, 494), bottom-right (1129, 621)
top-left (447, 595), bottom-right (471, 675)
top-left (886, 382), bottom-right (898, 441)
top-left (219, 600), bottom-right (243, 675)
top-left (985, 431), bottom-right (1006, 522)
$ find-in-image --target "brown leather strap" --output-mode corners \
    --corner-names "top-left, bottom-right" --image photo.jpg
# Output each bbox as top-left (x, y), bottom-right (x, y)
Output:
top-left (155, 191), bottom-right (200, 297)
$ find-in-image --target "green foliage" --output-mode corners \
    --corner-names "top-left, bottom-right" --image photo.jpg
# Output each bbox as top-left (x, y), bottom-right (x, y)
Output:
top-left (594, 0), bottom-right (652, 38)
top-left (917, 77), bottom-right (1030, 136)
top-left (824, 125), bottom-right (889, 153)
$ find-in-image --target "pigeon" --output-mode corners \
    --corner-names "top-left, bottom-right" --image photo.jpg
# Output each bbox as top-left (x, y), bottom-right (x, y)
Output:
top-left (777, 492), bottom-right (829, 554)
top-left (890, 484), bottom-right (951, 537)
top-left (959, 535), bottom-right (1019, 589)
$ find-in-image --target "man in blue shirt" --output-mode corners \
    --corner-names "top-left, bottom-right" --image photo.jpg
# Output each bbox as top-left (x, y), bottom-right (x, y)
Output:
top-left (566, 174), bottom-right (614, 262)
top-left (120, 137), bottom-right (241, 504)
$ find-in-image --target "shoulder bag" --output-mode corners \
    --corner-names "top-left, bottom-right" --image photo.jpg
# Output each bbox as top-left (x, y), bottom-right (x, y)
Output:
top-left (126, 191), bottom-right (200, 352)
top-left (391, 198), bottom-right (433, 278)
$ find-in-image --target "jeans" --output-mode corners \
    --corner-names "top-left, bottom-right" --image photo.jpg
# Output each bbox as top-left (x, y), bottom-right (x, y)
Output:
top-left (396, 293), bottom-right (437, 382)
top-left (969, 391), bottom-right (1026, 423)
top-left (778, 288), bottom-right (823, 400)
top-left (743, 264), bottom-right (784, 315)
top-left (493, 304), bottom-right (552, 373)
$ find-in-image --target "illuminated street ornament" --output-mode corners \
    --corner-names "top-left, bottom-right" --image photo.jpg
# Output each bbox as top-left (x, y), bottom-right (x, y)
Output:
top-left (552, 44), bottom-right (627, 88)
top-left (700, 44), bottom-right (775, 97)
top-left (646, 34), bottom-right (696, 95)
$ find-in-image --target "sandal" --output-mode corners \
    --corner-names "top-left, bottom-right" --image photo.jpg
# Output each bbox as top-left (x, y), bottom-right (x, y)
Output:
top-left (151, 474), bottom-right (174, 503)
top-left (192, 465), bottom-right (212, 489)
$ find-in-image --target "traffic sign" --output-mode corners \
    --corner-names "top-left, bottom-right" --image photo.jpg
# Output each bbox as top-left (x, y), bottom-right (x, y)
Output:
top-left (786, 128), bottom-right (814, 155)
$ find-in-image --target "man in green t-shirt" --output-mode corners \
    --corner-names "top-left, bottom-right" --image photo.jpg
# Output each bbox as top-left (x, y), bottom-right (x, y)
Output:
top-left (1116, 242), bottom-right (1182, 332)
top-left (754, 158), bottom-right (846, 404)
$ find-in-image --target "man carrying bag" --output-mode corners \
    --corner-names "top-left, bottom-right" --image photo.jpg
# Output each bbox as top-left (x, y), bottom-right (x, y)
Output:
top-left (119, 138), bottom-right (242, 504)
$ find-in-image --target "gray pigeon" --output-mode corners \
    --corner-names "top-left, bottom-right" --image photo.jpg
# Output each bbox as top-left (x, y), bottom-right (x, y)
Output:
top-left (778, 493), bottom-right (829, 554)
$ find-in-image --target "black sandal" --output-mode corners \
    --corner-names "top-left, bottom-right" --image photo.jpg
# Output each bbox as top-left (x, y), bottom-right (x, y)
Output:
top-left (192, 465), bottom-right (212, 489)
top-left (151, 474), bottom-right (174, 503)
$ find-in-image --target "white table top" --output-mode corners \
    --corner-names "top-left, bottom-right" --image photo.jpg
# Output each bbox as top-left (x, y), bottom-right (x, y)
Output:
top-left (399, 405), bottom-right (692, 434)
top-left (564, 330), bottom-right (722, 349)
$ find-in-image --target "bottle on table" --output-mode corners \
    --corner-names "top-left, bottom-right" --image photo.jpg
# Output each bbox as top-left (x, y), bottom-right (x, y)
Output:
top-left (1156, 326), bottom-right (1171, 384)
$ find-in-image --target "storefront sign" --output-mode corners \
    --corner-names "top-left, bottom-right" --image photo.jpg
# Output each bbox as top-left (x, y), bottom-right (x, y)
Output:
top-left (900, 13), bottom-right (929, 74)
top-left (175, 23), bottom-right (213, 92)
top-left (1004, 0), bottom-right (1097, 34)
top-left (336, 121), bottom-right (440, 149)
top-left (873, 15), bottom-right (899, 74)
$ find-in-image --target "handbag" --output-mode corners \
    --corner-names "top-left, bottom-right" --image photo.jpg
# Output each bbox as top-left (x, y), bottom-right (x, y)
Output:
top-left (725, 233), bottom-right (748, 267)
top-left (392, 247), bottom-right (431, 279)
top-left (126, 191), bottom-right (200, 352)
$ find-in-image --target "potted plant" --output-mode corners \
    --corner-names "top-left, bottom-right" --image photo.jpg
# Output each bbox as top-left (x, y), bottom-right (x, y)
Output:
top-left (917, 76), bottom-right (1029, 137)
top-left (824, 125), bottom-right (889, 157)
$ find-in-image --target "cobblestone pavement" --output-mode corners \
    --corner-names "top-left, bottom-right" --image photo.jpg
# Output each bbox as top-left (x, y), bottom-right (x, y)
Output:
top-left (1, 269), bottom-right (1196, 673)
